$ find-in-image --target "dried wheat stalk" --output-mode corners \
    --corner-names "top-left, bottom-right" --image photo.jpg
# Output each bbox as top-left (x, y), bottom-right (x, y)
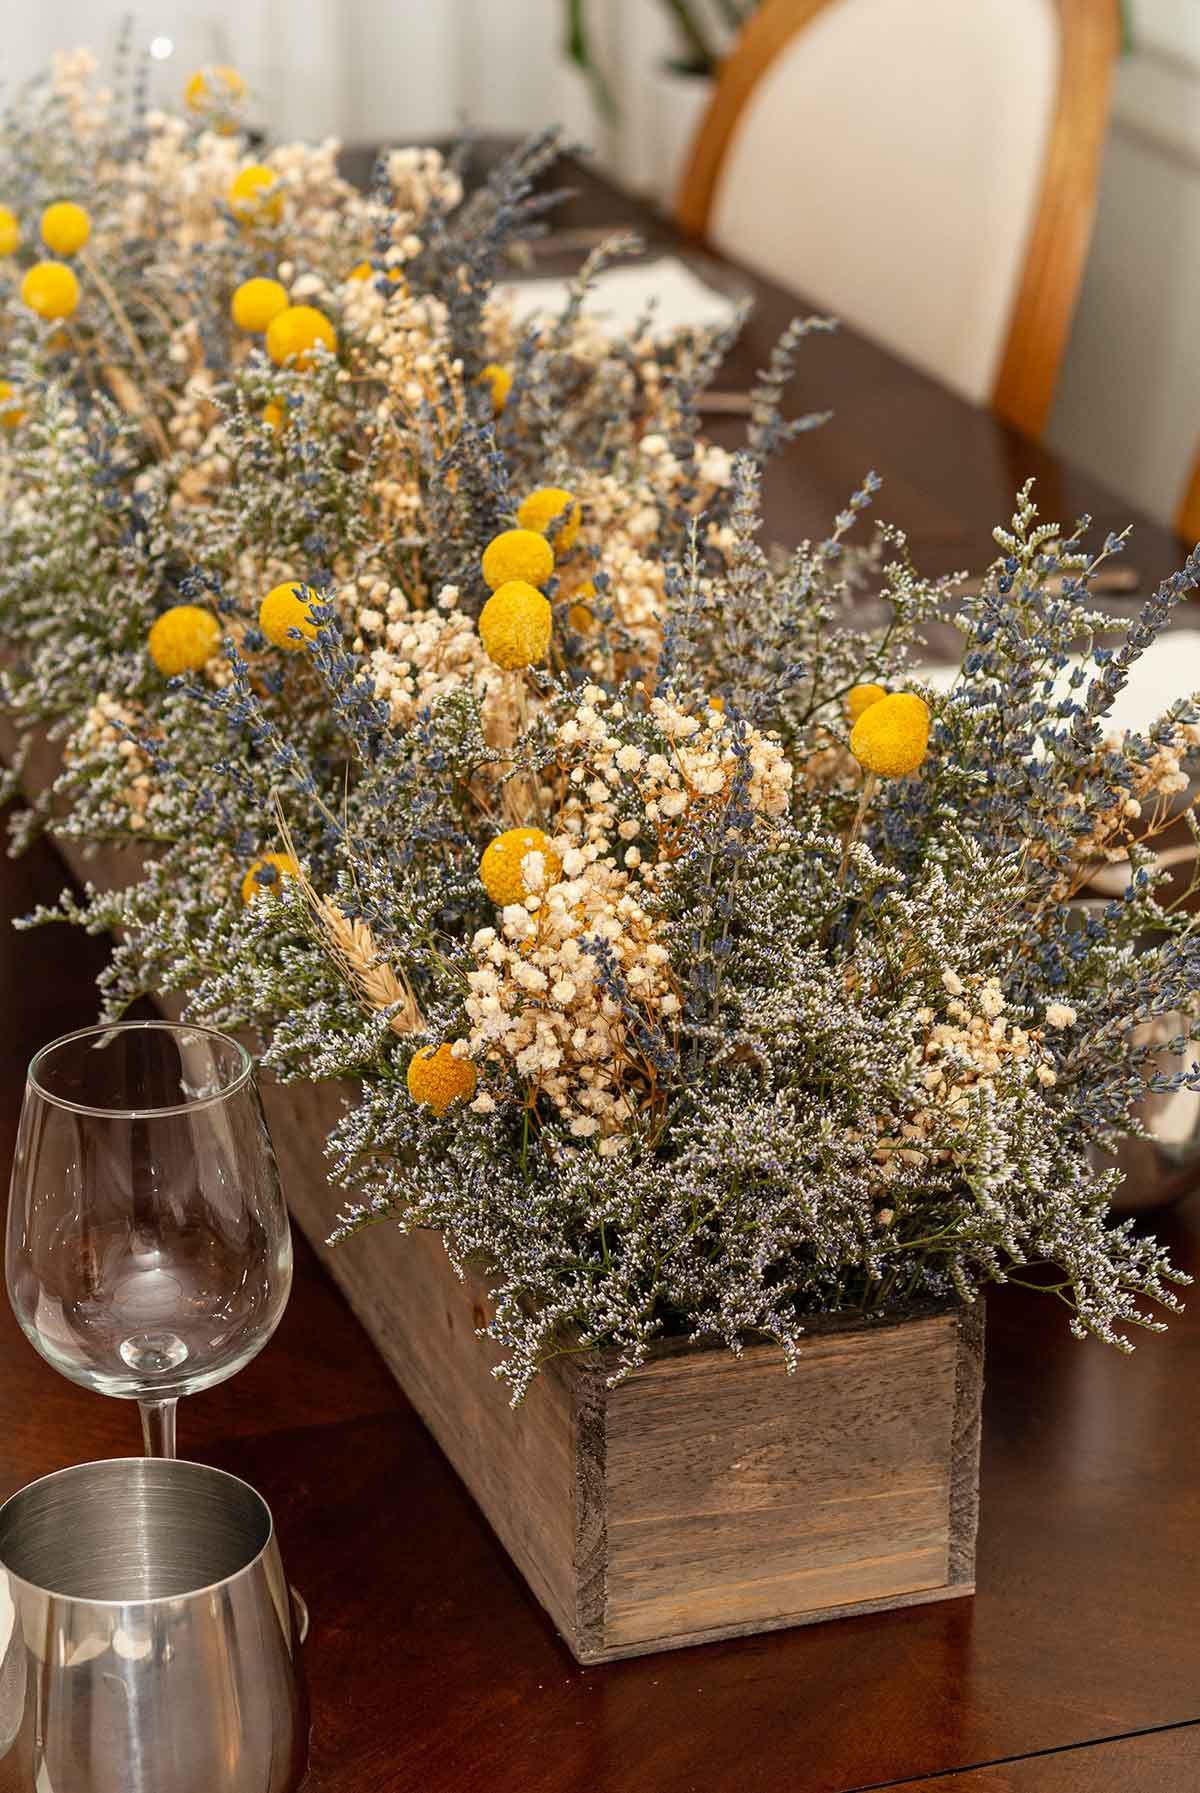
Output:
top-left (315, 895), bottom-right (423, 1036)
top-left (271, 798), bottom-right (423, 1035)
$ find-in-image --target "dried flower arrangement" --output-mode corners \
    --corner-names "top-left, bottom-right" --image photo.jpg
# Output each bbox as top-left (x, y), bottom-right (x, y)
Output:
top-left (2, 51), bottom-right (1198, 1403)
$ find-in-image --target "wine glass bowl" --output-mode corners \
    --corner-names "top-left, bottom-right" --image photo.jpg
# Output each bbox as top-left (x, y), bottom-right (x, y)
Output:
top-left (6, 1021), bottom-right (292, 1455)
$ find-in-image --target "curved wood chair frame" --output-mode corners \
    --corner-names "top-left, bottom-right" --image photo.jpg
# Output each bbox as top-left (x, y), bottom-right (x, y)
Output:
top-left (1177, 453), bottom-right (1200, 547)
top-left (674, 0), bottom-right (1119, 440)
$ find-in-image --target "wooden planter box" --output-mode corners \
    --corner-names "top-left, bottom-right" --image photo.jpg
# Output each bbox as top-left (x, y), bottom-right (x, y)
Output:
top-left (271, 1144), bottom-right (985, 1665)
top-left (4, 729), bottom-right (985, 1662)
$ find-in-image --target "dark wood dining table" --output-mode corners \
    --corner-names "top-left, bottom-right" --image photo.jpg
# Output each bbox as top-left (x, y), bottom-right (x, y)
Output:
top-left (0, 154), bottom-right (1197, 1793)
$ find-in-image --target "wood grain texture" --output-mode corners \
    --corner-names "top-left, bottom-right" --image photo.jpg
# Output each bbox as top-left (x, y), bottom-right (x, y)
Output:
top-left (259, 1082), bottom-right (585, 1649)
top-left (255, 1094), bottom-right (985, 1665)
top-left (948, 1298), bottom-right (986, 1583)
top-left (674, 0), bottom-right (1119, 440)
top-left (899, 1724), bottom-right (1200, 1790)
top-left (598, 1310), bottom-right (977, 1658)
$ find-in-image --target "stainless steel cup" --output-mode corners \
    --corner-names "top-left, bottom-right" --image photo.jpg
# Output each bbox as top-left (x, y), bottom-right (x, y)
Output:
top-left (0, 1458), bottom-right (308, 1792)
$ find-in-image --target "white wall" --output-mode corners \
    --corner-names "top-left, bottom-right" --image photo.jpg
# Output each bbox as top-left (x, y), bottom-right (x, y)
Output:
top-left (2, 3), bottom-right (340, 132)
top-left (0, 2), bottom-right (686, 175)
top-left (1048, 0), bottom-right (1200, 531)
top-left (0, 1), bottom-right (559, 144)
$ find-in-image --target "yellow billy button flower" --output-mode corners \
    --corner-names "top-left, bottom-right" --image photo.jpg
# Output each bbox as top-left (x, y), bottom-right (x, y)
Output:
top-left (261, 400), bottom-right (285, 434)
top-left (259, 581), bottom-right (320, 649)
top-left (266, 304), bottom-right (337, 370)
top-left (240, 851), bottom-right (299, 905)
top-left (230, 276), bottom-right (289, 333)
top-left (185, 65), bottom-right (246, 110)
top-left (147, 605), bottom-right (222, 676)
top-left (566, 579), bottom-right (596, 634)
top-left (0, 381), bottom-right (26, 430)
top-left (20, 261), bottom-right (80, 321)
top-left (478, 580), bottom-right (552, 670)
top-left (850, 691), bottom-right (930, 779)
top-left (40, 202), bottom-right (90, 256)
top-left (406, 1044), bottom-right (477, 1117)
top-left (0, 206), bottom-right (20, 256)
top-left (480, 827), bottom-right (562, 907)
top-left (517, 486), bottom-right (580, 555)
top-left (479, 362), bottom-right (512, 415)
top-left (481, 528), bottom-right (554, 593)
top-left (228, 164), bottom-right (281, 224)
top-left (847, 682), bottom-right (887, 723)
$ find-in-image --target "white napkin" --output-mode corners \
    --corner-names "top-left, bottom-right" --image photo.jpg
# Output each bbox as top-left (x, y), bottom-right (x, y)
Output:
top-left (922, 628), bottom-right (1200, 738)
top-left (500, 256), bottom-right (741, 341)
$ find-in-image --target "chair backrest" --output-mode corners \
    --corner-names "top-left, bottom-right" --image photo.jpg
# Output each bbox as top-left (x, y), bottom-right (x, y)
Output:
top-left (675, 0), bottom-right (1118, 438)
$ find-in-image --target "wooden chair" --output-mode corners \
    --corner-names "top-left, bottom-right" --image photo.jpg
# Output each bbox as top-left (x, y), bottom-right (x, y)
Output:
top-left (675, 0), bottom-right (1119, 439)
top-left (1177, 450), bottom-right (1200, 547)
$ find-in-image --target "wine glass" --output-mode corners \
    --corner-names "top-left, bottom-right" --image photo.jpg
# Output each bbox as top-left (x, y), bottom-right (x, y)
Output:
top-left (6, 1020), bottom-right (292, 1459)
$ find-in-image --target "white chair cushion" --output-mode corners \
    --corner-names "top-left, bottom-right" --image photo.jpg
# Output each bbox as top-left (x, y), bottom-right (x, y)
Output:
top-left (708, 0), bottom-right (1059, 403)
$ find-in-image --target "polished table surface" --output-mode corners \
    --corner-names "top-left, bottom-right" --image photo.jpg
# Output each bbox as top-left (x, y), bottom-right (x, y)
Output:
top-left (1, 159), bottom-right (1198, 1793)
top-left (480, 149), bottom-right (1192, 588)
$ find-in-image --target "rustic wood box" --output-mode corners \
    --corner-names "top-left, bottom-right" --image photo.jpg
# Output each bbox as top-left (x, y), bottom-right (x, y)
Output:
top-left (6, 733), bottom-right (985, 1663)
top-left (268, 1092), bottom-right (985, 1663)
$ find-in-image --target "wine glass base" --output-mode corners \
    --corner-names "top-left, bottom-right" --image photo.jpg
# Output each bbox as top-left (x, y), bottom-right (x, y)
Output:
top-left (119, 1330), bottom-right (190, 1374)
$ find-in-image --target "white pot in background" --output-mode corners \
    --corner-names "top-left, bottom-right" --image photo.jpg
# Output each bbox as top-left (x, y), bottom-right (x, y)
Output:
top-left (642, 62), bottom-right (715, 214)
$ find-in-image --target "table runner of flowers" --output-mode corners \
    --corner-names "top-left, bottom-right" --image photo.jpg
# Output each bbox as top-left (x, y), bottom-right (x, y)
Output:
top-left (1, 50), bottom-right (1196, 1397)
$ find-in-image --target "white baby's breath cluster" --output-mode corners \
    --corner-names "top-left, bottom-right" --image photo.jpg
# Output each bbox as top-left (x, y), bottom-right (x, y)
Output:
top-left (553, 687), bottom-right (793, 860)
top-left (339, 275), bottom-right (457, 422)
top-left (349, 579), bottom-right (509, 729)
top-left (872, 975), bottom-right (1063, 1185)
top-left (121, 115), bottom-right (242, 245)
top-left (68, 696), bottom-right (155, 828)
top-left (466, 845), bottom-right (674, 1145)
top-left (646, 693), bottom-right (793, 817)
top-left (48, 49), bottom-right (112, 142)
top-left (565, 450), bottom-right (737, 667)
top-left (455, 689), bottom-right (793, 1142)
top-left (383, 145), bottom-right (464, 237)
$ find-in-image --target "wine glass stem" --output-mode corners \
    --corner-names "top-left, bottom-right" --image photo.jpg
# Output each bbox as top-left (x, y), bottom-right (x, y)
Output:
top-left (139, 1397), bottom-right (178, 1459)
